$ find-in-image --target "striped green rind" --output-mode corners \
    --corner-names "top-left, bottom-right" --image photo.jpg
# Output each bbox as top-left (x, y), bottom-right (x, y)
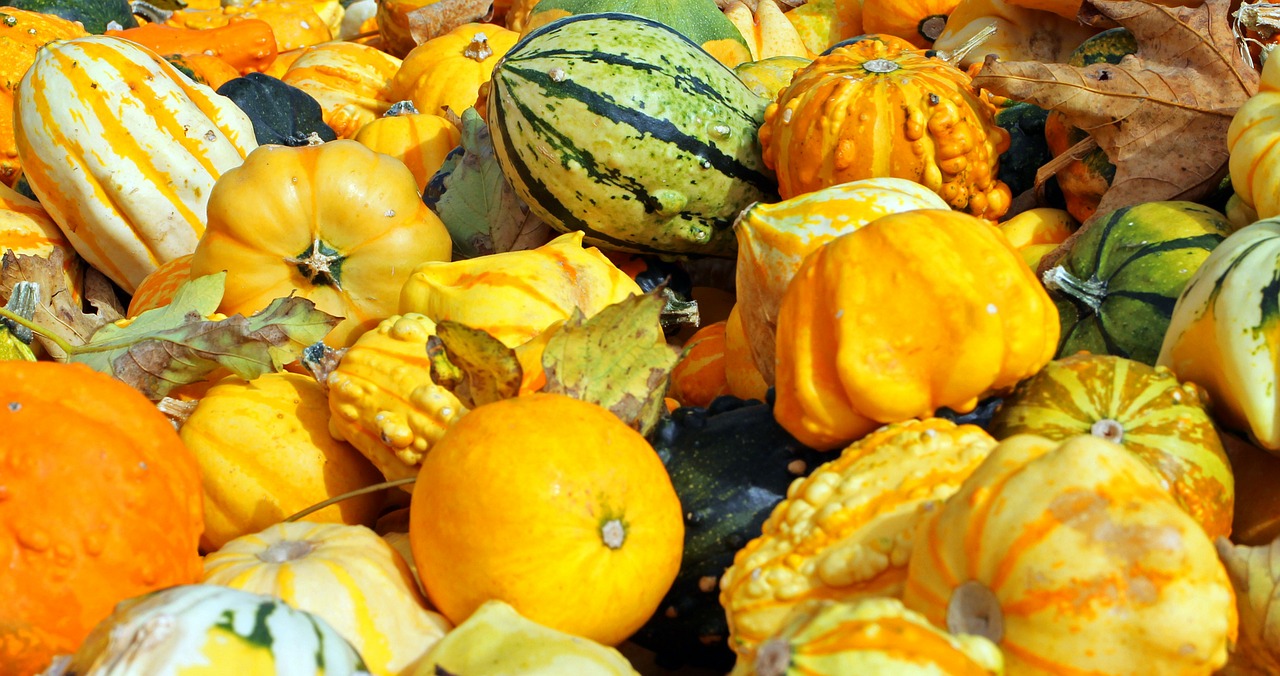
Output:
top-left (526, 0), bottom-right (748, 50)
top-left (488, 13), bottom-right (776, 257)
top-left (1045, 201), bottom-right (1231, 365)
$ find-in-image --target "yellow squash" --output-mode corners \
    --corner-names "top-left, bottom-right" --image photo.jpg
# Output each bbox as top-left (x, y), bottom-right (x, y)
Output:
top-left (281, 42), bottom-right (404, 138)
top-left (389, 23), bottom-right (519, 118)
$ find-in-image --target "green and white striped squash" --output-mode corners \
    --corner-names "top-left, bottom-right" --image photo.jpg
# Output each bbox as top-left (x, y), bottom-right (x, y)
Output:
top-left (1159, 219), bottom-right (1280, 452)
top-left (15, 35), bottom-right (258, 294)
top-left (54, 584), bottom-right (372, 675)
top-left (487, 13), bottom-right (776, 258)
top-left (1042, 201), bottom-right (1231, 366)
top-left (988, 352), bottom-right (1234, 539)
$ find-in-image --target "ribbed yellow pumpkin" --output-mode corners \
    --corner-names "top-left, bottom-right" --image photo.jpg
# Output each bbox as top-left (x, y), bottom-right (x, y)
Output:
top-left (389, 23), bottom-right (519, 118)
top-left (354, 102), bottom-right (461, 192)
top-left (281, 41), bottom-right (403, 138)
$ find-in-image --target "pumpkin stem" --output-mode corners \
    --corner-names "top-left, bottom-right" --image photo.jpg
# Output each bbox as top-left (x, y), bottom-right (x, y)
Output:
top-left (863, 58), bottom-right (901, 73)
top-left (285, 239), bottom-right (346, 289)
top-left (659, 287), bottom-right (700, 335)
top-left (1042, 266), bottom-right (1106, 314)
top-left (601, 518), bottom-right (627, 549)
top-left (464, 33), bottom-right (494, 61)
top-left (755, 638), bottom-right (793, 676)
top-left (918, 14), bottom-right (948, 43)
top-left (1091, 418), bottom-right (1125, 444)
top-left (301, 341), bottom-right (348, 393)
top-left (947, 580), bottom-right (1004, 643)
top-left (387, 100), bottom-right (421, 117)
top-left (258, 539), bottom-right (316, 563)
top-left (284, 477), bottom-right (418, 523)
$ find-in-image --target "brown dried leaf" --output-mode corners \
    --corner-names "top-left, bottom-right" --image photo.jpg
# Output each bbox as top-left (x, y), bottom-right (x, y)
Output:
top-left (0, 250), bottom-right (121, 359)
top-left (408, 0), bottom-right (494, 45)
top-left (433, 320), bottom-right (522, 408)
top-left (972, 0), bottom-right (1259, 268)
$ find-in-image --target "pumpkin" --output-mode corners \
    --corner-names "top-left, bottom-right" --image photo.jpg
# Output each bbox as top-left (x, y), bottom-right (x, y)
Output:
top-left (179, 373), bottom-right (386, 552)
top-left (0, 362), bottom-right (204, 675)
top-left (750, 598), bottom-right (1004, 676)
top-left (722, 0), bottom-right (812, 61)
top-left (1158, 218), bottom-right (1280, 451)
top-left (1230, 45), bottom-right (1280, 222)
top-left (861, 0), bottom-right (963, 48)
top-left (760, 38), bottom-right (1011, 218)
top-left (106, 20), bottom-right (279, 74)
top-left (1221, 430), bottom-right (1280, 545)
top-left (0, 181), bottom-right (83, 299)
top-left (15, 35), bottom-right (258, 293)
top-left (772, 209), bottom-right (1058, 451)
top-left (988, 352), bottom-right (1234, 538)
top-left (389, 23), bottom-right (519, 118)
top-left (165, 53), bottom-right (241, 90)
top-left (668, 320), bottom-right (732, 408)
top-left (995, 207), bottom-right (1075, 269)
top-left (723, 304), bottom-right (769, 402)
top-left (354, 101), bottom-right (462, 192)
top-left (409, 393), bottom-right (685, 646)
top-left (281, 41), bottom-right (403, 139)
top-left (902, 434), bottom-right (1237, 675)
top-left (203, 522), bottom-right (452, 676)
top-left (126, 253), bottom-right (193, 317)
top-left (0, 8), bottom-right (87, 188)
top-left (326, 313), bottom-right (469, 483)
top-left (189, 140), bottom-right (453, 347)
top-left (168, 2), bottom-right (334, 51)
top-left (734, 177), bottom-right (949, 384)
top-left (399, 231), bottom-right (640, 348)
top-left (217, 72), bottom-right (339, 147)
top-left (5, 0), bottom-right (135, 33)
top-left (783, 0), bottom-right (863, 56)
top-left (1042, 201), bottom-right (1231, 366)
top-left (56, 585), bottom-right (371, 675)
top-left (413, 600), bottom-right (640, 675)
top-left (732, 55), bottom-right (813, 100)
top-left (932, 0), bottom-right (1099, 68)
top-left (720, 418), bottom-right (998, 663)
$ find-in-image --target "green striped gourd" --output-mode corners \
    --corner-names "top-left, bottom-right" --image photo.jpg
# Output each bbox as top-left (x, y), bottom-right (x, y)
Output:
top-left (58, 584), bottom-right (372, 674)
top-left (487, 13), bottom-right (776, 258)
top-left (15, 35), bottom-right (258, 293)
top-left (1042, 201), bottom-right (1231, 366)
top-left (988, 352), bottom-right (1233, 538)
top-left (1159, 219), bottom-right (1280, 451)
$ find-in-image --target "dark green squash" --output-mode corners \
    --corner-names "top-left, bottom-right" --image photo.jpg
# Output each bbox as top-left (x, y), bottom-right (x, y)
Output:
top-left (636, 392), bottom-right (824, 670)
top-left (7, 0), bottom-right (137, 33)
top-left (993, 100), bottom-right (1050, 198)
top-left (216, 73), bottom-right (337, 148)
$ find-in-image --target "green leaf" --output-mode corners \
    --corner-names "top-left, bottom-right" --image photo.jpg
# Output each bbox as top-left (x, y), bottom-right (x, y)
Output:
top-left (434, 320), bottom-right (522, 407)
top-left (540, 291), bottom-right (679, 436)
top-left (427, 108), bottom-right (554, 258)
top-left (71, 273), bottom-right (341, 400)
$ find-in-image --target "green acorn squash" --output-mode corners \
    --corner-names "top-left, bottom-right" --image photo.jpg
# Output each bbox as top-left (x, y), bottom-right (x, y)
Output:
top-left (217, 73), bottom-right (338, 148)
top-left (7, 0), bottom-right (137, 33)
top-left (993, 100), bottom-right (1050, 198)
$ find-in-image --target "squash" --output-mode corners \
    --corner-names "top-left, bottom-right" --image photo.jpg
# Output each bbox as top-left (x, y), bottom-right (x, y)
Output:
top-left (217, 72), bottom-right (339, 147)
top-left (720, 418), bottom-right (998, 663)
top-left (995, 207), bottom-right (1074, 269)
top-left (860, 0), bottom-right (963, 48)
top-left (165, 53), bottom-right (241, 90)
top-left (0, 362), bottom-right (204, 675)
top-left (354, 101), bottom-right (462, 192)
top-left (772, 209), bottom-right (1058, 451)
top-left (732, 55), bottom-right (813, 100)
top-left (783, 0), bottom-right (863, 56)
top-left (414, 600), bottom-right (639, 675)
top-left (189, 140), bottom-right (453, 347)
top-left (668, 320), bottom-right (732, 408)
top-left (0, 181), bottom-right (84, 300)
top-left (56, 585), bottom-right (371, 675)
top-left (1042, 201), bottom-right (1231, 366)
top-left (722, 0), bottom-right (812, 61)
top-left (377, 0), bottom-right (454, 58)
top-left (106, 20), bottom-right (279, 74)
top-left (1158, 218), bottom-right (1280, 451)
top-left (409, 393), bottom-right (685, 647)
top-left (399, 231), bottom-right (640, 348)
top-left (126, 253), bottom-right (192, 317)
top-left (760, 38), bottom-right (1011, 218)
top-left (281, 41), bottom-right (403, 139)
top-left (902, 434), bottom-right (1237, 675)
top-left (1221, 430), bottom-right (1280, 545)
top-left (168, 2), bottom-right (334, 52)
top-left (179, 373), bottom-right (386, 552)
top-left (202, 522), bottom-right (452, 676)
top-left (15, 35), bottom-right (258, 294)
top-left (389, 23), bottom-right (519, 118)
top-left (932, 0), bottom-right (1099, 68)
top-left (5, 0), bottom-right (135, 33)
top-left (987, 352), bottom-right (1234, 538)
top-left (723, 304), bottom-right (769, 402)
top-left (750, 598), bottom-right (1004, 676)
top-left (1230, 44), bottom-right (1280, 222)
top-left (991, 100), bottom-right (1052, 197)
top-left (734, 177), bottom-right (949, 383)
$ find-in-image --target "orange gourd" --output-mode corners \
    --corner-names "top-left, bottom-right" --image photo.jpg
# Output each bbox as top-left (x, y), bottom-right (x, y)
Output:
top-left (668, 321), bottom-right (732, 408)
top-left (126, 254), bottom-right (193, 317)
top-left (0, 182), bottom-right (83, 298)
top-left (166, 53), bottom-right (242, 90)
top-left (0, 362), bottom-right (204, 675)
top-left (724, 304), bottom-right (769, 402)
top-left (354, 102), bottom-right (462, 192)
top-left (107, 20), bottom-right (278, 74)
top-left (281, 42), bottom-right (404, 139)
top-left (389, 24), bottom-right (519, 118)
top-left (861, 0), bottom-right (964, 48)
top-left (168, 2), bottom-right (333, 51)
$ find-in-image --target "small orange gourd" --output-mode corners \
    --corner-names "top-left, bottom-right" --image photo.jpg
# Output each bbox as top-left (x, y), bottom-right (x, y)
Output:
top-left (860, 0), bottom-right (964, 48)
top-left (126, 254), bottom-right (193, 317)
top-left (107, 20), bottom-right (279, 74)
top-left (389, 23), bottom-right (519, 118)
top-left (354, 102), bottom-right (462, 192)
top-left (668, 321), bottom-right (732, 408)
top-left (281, 42), bottom-right (403, 138)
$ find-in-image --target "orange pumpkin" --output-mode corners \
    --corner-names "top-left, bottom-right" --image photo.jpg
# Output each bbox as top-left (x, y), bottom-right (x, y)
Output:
top-left (724, 304), bottom-right (769, 402)
top-left (389, 23), bottom-right (519, 118)
top-left (668, 320), bottom-right (732, 408)
top-left (281, 42), bottom-right (404, 139)
top-left (861, 0), bottom-right (964, 48)
top-left (0, 362), bottom-right (204, 675)
top-left (126, 254), bottom-right (194, 317)
top-left (107, 20), bottom-right (279, 74)
top-left (168, 2), bottom-right (333, 52)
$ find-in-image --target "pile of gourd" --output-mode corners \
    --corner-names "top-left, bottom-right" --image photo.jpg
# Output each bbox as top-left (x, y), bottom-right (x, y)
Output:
top-left (5, 0), bottom-right (1280, 674)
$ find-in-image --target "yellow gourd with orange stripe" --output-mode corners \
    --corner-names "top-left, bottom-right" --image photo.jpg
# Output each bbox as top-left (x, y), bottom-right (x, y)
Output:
top-left (668, 321), bottom-right (731, 408)
top-left (354, 103), bottom-right (462, 192)
top-left (282, 42), bottom-right (404, 139)
top-left (14, 35), bottom-right (257, 293)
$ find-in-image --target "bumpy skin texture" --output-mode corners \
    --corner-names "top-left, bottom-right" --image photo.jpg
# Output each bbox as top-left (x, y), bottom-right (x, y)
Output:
top-left (760, 38), bottom-right (1011, 219)
top-left (719, 418), bottom-right (998, 664)
top-left (772, 209), bottom-right (1058, 451)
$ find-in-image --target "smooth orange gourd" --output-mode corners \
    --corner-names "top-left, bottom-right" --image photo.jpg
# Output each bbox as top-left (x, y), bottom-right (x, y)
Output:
top-left (281, 42), bottom-right (403, 139)
top-left (390, 23), bottom-right (519, 118)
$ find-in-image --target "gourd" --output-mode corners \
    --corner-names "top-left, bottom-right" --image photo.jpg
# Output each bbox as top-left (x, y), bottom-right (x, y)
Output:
top-left (326, 313), bottom-right (468, 483)
top-left (932, 0), bottom-right (1099, 68)
top-left (399, 231), bottom-right (640, 348)
top-left (0, 362), bottom-right (204, 675)
top-left (178, 373), bottom-right (386, 552)
top-left (772, 209), bottom-right (1058, 451)
top-left (216, 72), bottom-right (339, 147)
top-left (15, 35), bottom-right (258, 293)
top-left (760, 38), bottom-right (1011, 219)
top-left (1042, 201), bottom-right (1231, 366)
top-left (733, 55), bottom-right (813, 100)
top-left (987, 352), bottom-right (1234, 538)
top-left (126, 254), bottom-right (192, 317)
top-left (354, 101), bottom-right (461, 192)
top-left (389, 23), bottom-right (519, 118)
top-left (783, 0), bottom-right (863, 55)
top-left (281, 41), bottom-right (403, 139)
top-left (53, 585), bottom-right (372, 675)
top-left (189, 140), bottom-right (453, 347)
top-left (995, 207), bottom-right (1074, 269)
top-left (723, 305), bottom-right (769, 402)
top-left (202, 522), bottom-right (452, 676)
top-left (1158, 218), bottom-right (1280, 451)
top-left (719, 418), bottom-right (998, 663)
top-left (167, 1), bottom-right (334, 51)
top-left (860, 0), bottom-right (963, 48)
top-left (0, 181), bottom-right (83, 299)
top-left (734, 177), bottom-right (949, 383)
top-left (5, 0), bottom-right (136, 33)
top-left (721, 0), bottom-right (812, 62)
top-left (1230, 45), bottom-right (1280, 221)
top-left (668, 321), bottom-right (732, 408)
top-left (106, 20), bottom-right (278, 74)
top-left (377, 0), bottom-right (454, 58)
top-left (902, 434), bottom-right (1237, 675)
top-left (991, 100), bottom-right (1052, 197)
top-left (165, 53), bottom-right (241, 90)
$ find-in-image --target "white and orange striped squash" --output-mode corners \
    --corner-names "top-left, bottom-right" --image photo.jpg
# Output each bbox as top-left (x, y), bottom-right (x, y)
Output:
top-left (281, 41), bottom-right (403, 139)
top-left (202, 521), bottom-right (453, 676)
top-left (734, 178), bottom-right (949, 384)
top-left (15, 35), bottom-right (257, 294)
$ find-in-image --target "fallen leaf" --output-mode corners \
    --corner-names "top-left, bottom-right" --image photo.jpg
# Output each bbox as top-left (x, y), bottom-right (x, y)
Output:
top-left (72, 273), bottom-right (341, 400)
top-left (0, 250), bottom-right (120, 358)
top-left (972, 0), bottom-right (1259, 269)
top-left (433, 320), bottom-right (523, 407)
top-left (1217, 536), bottom-right (1280, 674)
top-left (540, 291), bottom-right (679, 435)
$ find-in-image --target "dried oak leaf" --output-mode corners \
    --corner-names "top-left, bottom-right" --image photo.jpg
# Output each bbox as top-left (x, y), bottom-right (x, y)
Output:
top-left (0, 249), bottom-right (121, 359)
top-left (972, 0), bottom-right (1259, 269)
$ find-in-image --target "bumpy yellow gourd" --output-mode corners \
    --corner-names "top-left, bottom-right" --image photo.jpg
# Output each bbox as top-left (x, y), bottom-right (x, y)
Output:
top-left (1230, 52), bottom-right (1280, 222)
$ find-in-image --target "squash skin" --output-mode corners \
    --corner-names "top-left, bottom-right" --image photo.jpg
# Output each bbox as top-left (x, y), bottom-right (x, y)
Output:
top-left (354, 106), bottom-right (460, 191)
top-left (995, 207), bottom-right (1074, 270)
top-left (902, 434), bottom-right (1237, 676)
top-left (15, 35), bottom-right (258, 293)
top-left (860, 0), bottom-right (963, 48)
top-left (216, 72), bottom-right (339, 147)
top-left (1230, 47), bottom-right (1280, 222)
top-left (106, 20), bottom-right (279, 75)
top-left (281, 41), bottom-right (403, 139)
top-left (667, 320), bottom-right (732, 408)
top-left (390, 24), bottom-right (519, 118)
top-left (0, 181), bottom-right (83, 299)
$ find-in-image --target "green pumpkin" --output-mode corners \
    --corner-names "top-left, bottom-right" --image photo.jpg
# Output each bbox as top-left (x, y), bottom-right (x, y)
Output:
top-left (993, 100), bottom-right (1051, 198)
top-left (217, 73), bottom-right (338, 148)
top-left (7, 0), bottom-right (137, 33)
top-left (1043, 201), bottom-right (1231, 366)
